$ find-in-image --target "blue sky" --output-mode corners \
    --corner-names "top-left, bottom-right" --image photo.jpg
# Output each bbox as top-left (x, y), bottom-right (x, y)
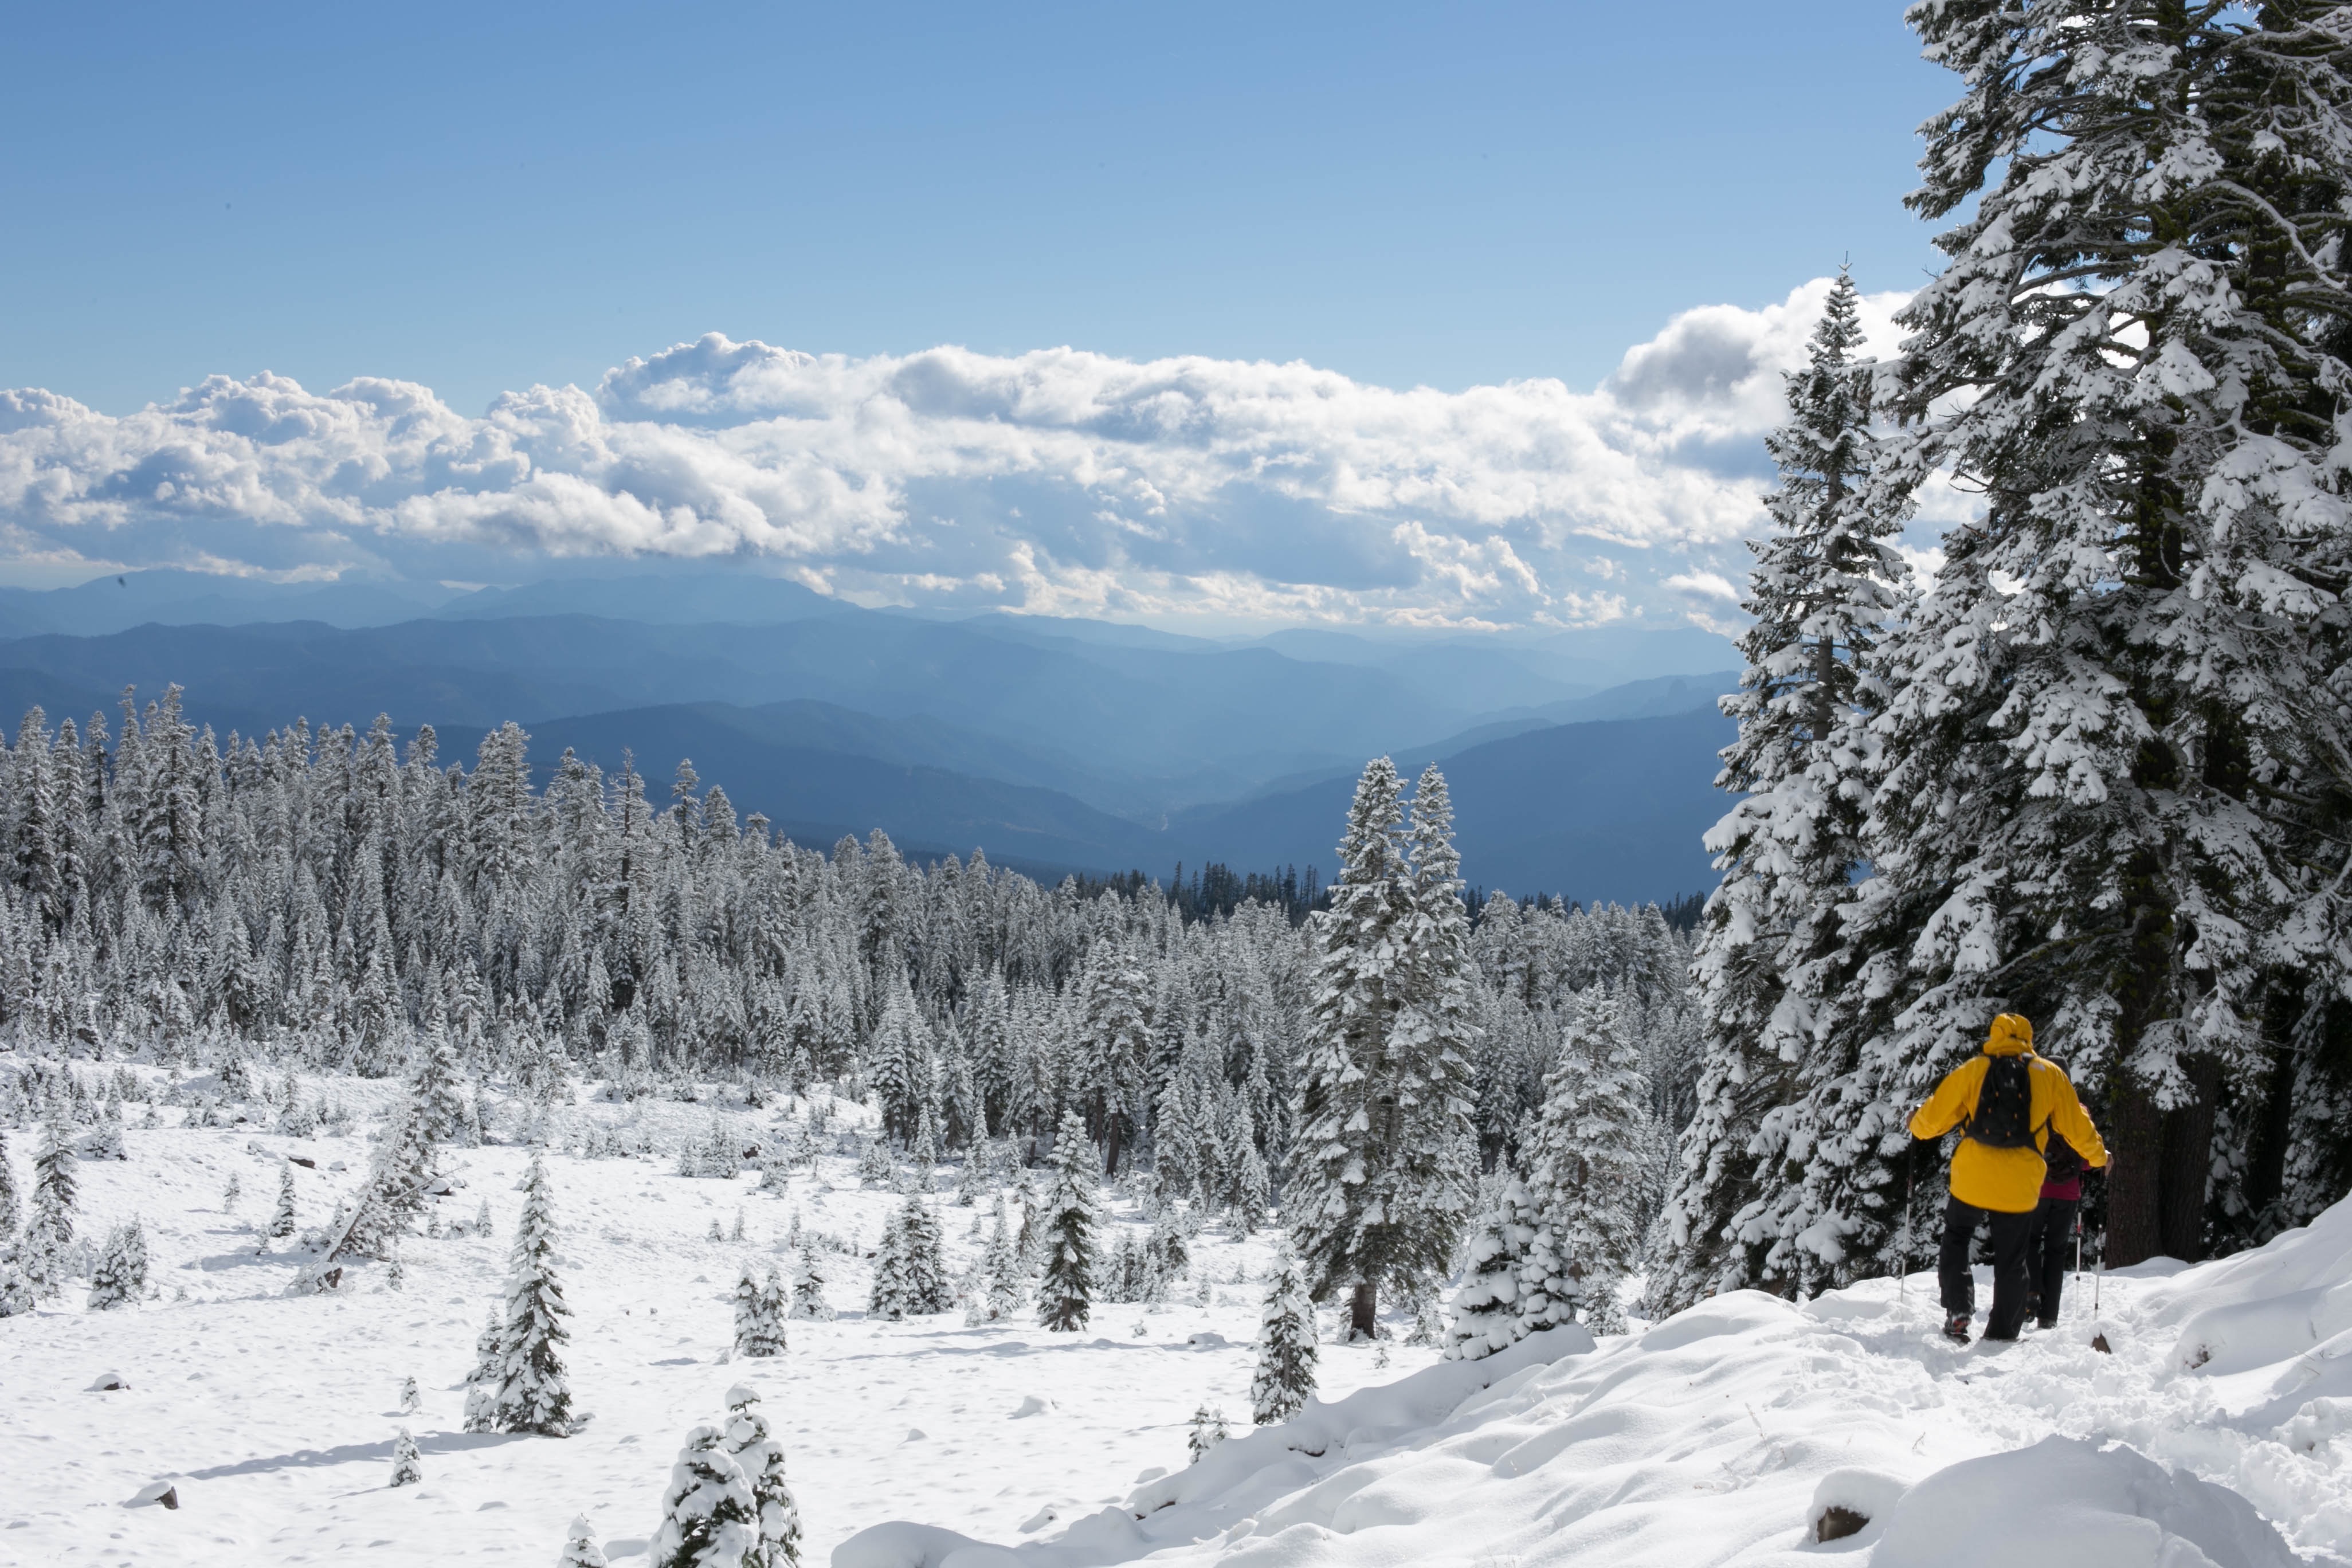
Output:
top-left (0, 2), bottom-right (1958, 626)
top-left (8, 1), bottom-right (1946, 413)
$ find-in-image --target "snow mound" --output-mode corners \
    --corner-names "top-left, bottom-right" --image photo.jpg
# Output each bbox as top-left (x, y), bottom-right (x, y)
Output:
top-left (1873, 1436), bottom-right (2298, 1568)
top-left (837, 1206), bottom-right (2352, 1568)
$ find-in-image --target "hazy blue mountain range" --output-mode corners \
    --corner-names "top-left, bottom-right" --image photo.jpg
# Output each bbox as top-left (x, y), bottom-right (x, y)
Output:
top-left (0, 570), bottom-right (1742, 901)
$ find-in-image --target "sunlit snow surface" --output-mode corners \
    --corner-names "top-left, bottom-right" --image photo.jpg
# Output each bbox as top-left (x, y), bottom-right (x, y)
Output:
top-left (5, 1080), bottom-right (2350, 1566)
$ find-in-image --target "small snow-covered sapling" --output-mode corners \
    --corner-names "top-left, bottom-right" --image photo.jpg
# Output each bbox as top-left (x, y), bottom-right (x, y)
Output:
top-left (390, 1428), bottom-right (422, 1487)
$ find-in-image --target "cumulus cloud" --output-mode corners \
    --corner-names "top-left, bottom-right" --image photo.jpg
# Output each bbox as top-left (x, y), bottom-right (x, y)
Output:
top-left (0, 278), bottom-right (1920, 628)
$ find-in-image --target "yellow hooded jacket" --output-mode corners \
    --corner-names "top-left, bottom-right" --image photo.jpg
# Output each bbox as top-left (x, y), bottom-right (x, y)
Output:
top-left (1906, 1015), bottom-right (2108, 1214)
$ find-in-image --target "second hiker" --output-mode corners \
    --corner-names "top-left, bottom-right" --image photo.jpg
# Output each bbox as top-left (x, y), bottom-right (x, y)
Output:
top-left (1907, 1013), bottom-right (2107, 1344)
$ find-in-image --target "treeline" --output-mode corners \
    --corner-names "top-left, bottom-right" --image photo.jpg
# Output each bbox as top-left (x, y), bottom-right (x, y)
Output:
top-left (0, 688), bottom-right (1699, 1204)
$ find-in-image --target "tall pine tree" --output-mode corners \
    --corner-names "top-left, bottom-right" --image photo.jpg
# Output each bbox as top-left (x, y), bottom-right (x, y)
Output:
top-left (1656, 266), bottom-right (1906, 1310)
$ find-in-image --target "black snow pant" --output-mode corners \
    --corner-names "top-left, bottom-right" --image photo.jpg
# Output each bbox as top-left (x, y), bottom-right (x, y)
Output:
top-left (2025, 1197), bottom-right (2080, 1326)
top-left (1937, 1195), bottom-right (2035, 1340)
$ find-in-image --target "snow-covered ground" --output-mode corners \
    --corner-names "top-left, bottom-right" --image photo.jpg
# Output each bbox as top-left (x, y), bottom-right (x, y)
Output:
top-left (0, 1083), bottom-right (1432, 1567)
top-left (7, 1079), bottom-right (2352, 1566)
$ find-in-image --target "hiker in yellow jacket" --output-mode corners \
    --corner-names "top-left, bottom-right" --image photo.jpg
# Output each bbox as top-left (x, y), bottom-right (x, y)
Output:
top-left (1908, 1014), bottom-right (2107, 1344)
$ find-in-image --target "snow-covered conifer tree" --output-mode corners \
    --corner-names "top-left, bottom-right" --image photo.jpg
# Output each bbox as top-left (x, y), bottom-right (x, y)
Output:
top-left (0, 1128), bottom-right (16, 1238)
top-left (899, 1197), bottom-right (950, 1314)
top-left (23, 1113), bottom-right (76, 1296)
top-left (1739, 0), bottom-right (2352, 1281)
top-left (789, 1237), bottom-right (832, 1321)
top-left (735, 1261), bottom-right (786, 1357)
top-left (1187, 1404), bottom-right (1229, 1464)
top-left (389, 1427), bottom-right (422, 1487)
top-left (734, 1263), bottom-right (765, 1354)
top-left (1291, 759), bottom-right (1476, 1339)
top-left (1037, 1108), bottom-right (1097, 1331)
top-left (967, 1198), bottom-right (1023, 1324)
top-left (558, 1515), bottom-right (610, 1568)
top-left (1444, 1179), bottom-right (1536, 1361)
top-left (868, 1207), bottom-right (912, 1320)
top-left (268, 1161), bottom-right (297, 1239)
top-left (1521, 987), bottom-right (1648, 1332)
top-left (488, 1153), bottom-right (574, 1436)
top-left (649, 1422), bottom-right (757, 1568)
top-left (1656, 266), bottom-right (1906, 1312)
top-left (412, 1020), bottom-right (472, 1144)
top-left (723, 1384), bottom-right (803, 1568)
top-left (758, 1267), bottom-right (788, 1348)
top-left (307, 1092), bottom-right (436, 1284)
top-left (87, 1218), bottom-right (147, 1310)
top-left (1250, 1256), bottom-right (1318, 1425)
top-left (399, 1375), bottom-right (420, 1414)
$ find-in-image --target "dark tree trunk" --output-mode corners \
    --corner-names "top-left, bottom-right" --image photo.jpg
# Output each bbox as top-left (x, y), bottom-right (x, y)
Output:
top-left (1349, 1280), bottom-right (1377, 1340)
top-left (2157, 1055), bottom-right (2221, 1264)
top-left (2106, 1072), bottom-right (2165, 1267)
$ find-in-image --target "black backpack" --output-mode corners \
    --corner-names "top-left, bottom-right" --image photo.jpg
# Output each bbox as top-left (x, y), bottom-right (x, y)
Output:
top-left (1967, 1055), bottom-right (2038, 1149)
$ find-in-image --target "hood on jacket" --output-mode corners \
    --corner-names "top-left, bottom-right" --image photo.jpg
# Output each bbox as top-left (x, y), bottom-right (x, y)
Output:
top-left (1983, 1013), bottom-right (2033, 1057)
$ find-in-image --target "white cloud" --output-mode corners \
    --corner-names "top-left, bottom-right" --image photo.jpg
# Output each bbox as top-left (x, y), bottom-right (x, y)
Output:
top-left (0, 279), bottom-right (1912, 628)
top-left (1664, 570), bottom-right (1743, 603)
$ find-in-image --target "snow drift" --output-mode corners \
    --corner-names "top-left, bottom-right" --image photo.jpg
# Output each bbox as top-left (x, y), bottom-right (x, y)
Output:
top-left (838, 1205), bottom-right (2352, 1568)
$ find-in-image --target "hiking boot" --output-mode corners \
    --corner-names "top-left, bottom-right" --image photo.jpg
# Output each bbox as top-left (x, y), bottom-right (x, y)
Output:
top-left (2036, 1316), bottom-right (2059, 1331)
top-left (1942, 1314), bottom-right (1971, 1344)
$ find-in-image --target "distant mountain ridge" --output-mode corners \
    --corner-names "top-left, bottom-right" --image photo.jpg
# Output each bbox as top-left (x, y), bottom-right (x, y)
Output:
top-left (0, 570), bottom-right (1743, 901)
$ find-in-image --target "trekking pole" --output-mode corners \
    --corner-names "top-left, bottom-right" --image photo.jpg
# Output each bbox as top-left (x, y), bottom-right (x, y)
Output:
top-left (1898, 1150), bottom-right (1914, 1304)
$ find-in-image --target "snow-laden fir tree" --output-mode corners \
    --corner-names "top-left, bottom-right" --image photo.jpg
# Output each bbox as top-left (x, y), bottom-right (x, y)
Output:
top-left (306, 1091), bottom-right (436, 1287)
top-left (558, 1515), bottom-right (611, 1568)
top-left (870, 1194), bottom-right (950, 1319)
top-left (789, 1236), bottom-right (832, 1321)
top-left (723, 1383), bottom-right (803, 1568)
top-left (462, 1305), bottom-right (503, 1429)
top-left (1444, 1178), bottom-right (1537, 1361)
top-left (87, 1217), bottom-right (147, 1310)
top-left (967, 1198), bottom-right (1024, 1324)
top-left (399, 1375), bottom-right (420, 1414)
top-left (1251, 1255), bottom-right (1319, 1425)
top-left (734, 1263), bottom-right (765, 1354)
top-left (268, 1160), bottom-right (297, 1239)
top-left (1037, 1108), bottom-right (1098, 1331)
top-left (855, 1140), bottom-right (892, 1189)
top-left (0, 1128), bottom-right (16, 1237)
top-left (1187, 1404), bottom-right (1229, 1464)
top-left (412, 1018), bottom-right (472, 1144)
top-left (734, 1263), bottom-right (787, 1357)
top-left (1520, 986), bottom-right (1648, 1333)
top-left (758, 1267), bottom-right (788, 1348)
top-left (222, 1171), bottom-right (241, 1213)
top-left (1737, 0), bottom-right (2352, 1283)
top-left (23, 1112), bottom-right (76, 1297)
top-left (1656, 266), bottom-right (1906, 1312)
top-left (649, 1421), bottom-right (758, 1568)
top-left (487, 1152), bottom-right (574, 1436)
top-left (389, 1427), bottom-right (422, 1487)
top-left (1290, 760), bottom-right (1477, 1339)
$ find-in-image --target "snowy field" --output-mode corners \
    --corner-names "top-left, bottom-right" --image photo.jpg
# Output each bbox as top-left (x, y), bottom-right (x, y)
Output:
top-left (7, 1077), bottom-right (2352, 1566)
top-left (0, 1081), bottom-right (1433, 1567)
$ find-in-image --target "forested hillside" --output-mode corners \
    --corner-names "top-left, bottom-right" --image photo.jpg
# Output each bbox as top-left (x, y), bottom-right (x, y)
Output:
top-left (0, 689), bottom-right (1698, 1218)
